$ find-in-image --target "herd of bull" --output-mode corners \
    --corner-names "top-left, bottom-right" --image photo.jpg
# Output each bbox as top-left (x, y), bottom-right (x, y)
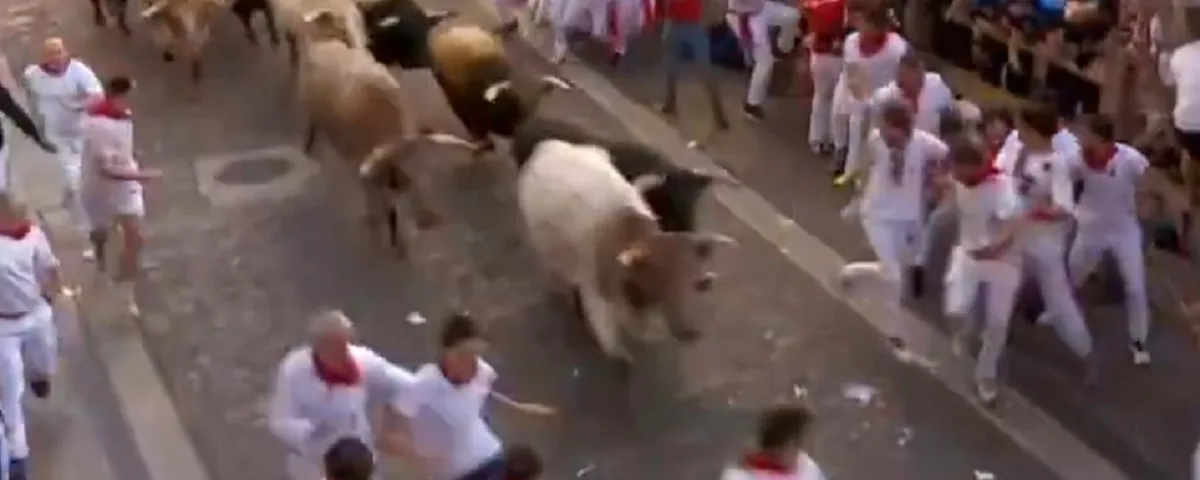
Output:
top-left (83, 0), bottom-right (742, 362)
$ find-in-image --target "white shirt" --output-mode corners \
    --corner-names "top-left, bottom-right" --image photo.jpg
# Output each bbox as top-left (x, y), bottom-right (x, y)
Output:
top-left (268, 345), bottom-right (417, 462)
top-left (870, 73), bottom-right (955, 134)
top-left (859, 129), bottom-right (947, 221)
top-left (995, 129), bottom-right (1080, 174)
top-left (22, 60), bottom-right (103, 139)
top-left (1009, 149), bottom-right (1075, 240)
top-left (0, 225), bottom-right (56, 323)
top-left (81, 109), bottom-right (142, 201)
top-left (392, 360), bottom-right (503, 480)
top-left (719, 453), bottom-right (827, 480)
top-left (841, 32), bottom-right (909, 101)
top-left (1169, 40), bottom-right (1200, 131)
top-left (953, 174), bottom-right (1023, 264)
top-left (1071, 143), bottom-right (1147, 230)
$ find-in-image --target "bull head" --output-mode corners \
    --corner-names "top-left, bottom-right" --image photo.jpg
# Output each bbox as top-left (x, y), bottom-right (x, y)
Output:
top-left (358, 130), bottom-right (477, 181)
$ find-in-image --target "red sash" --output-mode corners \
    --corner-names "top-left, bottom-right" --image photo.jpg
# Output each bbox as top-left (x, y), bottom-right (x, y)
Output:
top-left (737, 13), bottom-right (754, 53)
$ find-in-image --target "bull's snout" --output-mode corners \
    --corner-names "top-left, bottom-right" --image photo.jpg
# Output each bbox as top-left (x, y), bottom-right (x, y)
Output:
top-left (162, 51), bottom-right (175, 62)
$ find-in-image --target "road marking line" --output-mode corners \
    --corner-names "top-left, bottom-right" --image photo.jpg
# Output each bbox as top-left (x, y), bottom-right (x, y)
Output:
top-left (518, 34), bottom-right (1132, 480)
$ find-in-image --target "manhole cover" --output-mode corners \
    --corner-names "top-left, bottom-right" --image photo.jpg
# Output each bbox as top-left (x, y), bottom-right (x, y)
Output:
top-left (214, 156), bottom-right (294, 186)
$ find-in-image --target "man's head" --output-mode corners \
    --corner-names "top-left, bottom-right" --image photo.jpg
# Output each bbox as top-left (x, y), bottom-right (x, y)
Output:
top-left (1016, 105), bottom-right (1059, 147)
top-left (440, 312), bottom-right (485, 383)
top-left (106, 76), bottom-right (135, 98)
top-left (755, 405), bottom-right (814, 466)
top-left (0, 194), bottom-right (29, 225)
top-left (948, 136), bottom-right (990, 186)
top-left (981, 108), bottom-right (1014, 146)
top-left (503, 444), bottom-right (544, 480)
top-left (41, 38), bottom-right (69, 70)
top-left (878, 99), bottom-right (914, 147)
top-left (895, 51), bottom-right (924, 92)
top-left (310, 310), bottom-right (355, 366)
top-left (323, 437), bottom-right (374, 480)
top-left (1074, 113), bottom-right (1115, 154)
top-left (858, 7), bottom-right (891, 36)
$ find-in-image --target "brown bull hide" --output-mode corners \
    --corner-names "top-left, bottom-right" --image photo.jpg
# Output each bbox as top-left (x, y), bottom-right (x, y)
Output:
top-left (140, 0), bottom-right (225, 87)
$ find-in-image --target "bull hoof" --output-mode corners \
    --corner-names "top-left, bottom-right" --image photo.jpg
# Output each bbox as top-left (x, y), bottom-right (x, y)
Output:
top-left (162, 52), bottom-right (175, 62)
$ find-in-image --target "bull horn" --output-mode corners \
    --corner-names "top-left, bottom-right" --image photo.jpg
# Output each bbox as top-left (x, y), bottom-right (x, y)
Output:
top-left (631, 173), bottom-right (666, 193)
top-left (420, 131), bottom-right (477, 150)
top-left (690, 233), bottom-right (737, 248)
top-left (359, 142), bottom-right (399, 180)
top-left (483, 80), bottom-right (512, 102)
top-left (688, 167), bottom-right (740, 186)
top-left (140, 1), bottom-right (166, 17)
top-left (376, 15), bottom-right (401, 28)
top-left (538, 75), bottom-right (572, 91)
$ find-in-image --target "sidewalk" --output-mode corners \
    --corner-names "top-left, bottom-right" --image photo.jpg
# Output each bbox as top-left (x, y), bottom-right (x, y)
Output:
top-left (1, 53), bottom-right (209, 480)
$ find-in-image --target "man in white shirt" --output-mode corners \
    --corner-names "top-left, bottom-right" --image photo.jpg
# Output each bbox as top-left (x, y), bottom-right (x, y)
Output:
top-left (1167, 21), bottom-right (1200, 254)
top-left (726, 0), bottom-right (800, 121)
top-left (837, 100), bottom-right (947, 330)
top-left (1068, 115), bottom-right (1153, 365)
top-left (0, 194), bottom-right (65, 480)
top-left (719, 404), bottom-right (826, 480)
top-left (268, 310), bottom-right (421, 480)
top-left (1000, 106), bottom-right (1096, 383)
top-left (831, 8), bottom-right (908, 178)
top-left (942, 137), bottom-right (1024, 405)
top-left (22, 38), bottom-right (104, 246)
top-left (80, 76), bottom-right (159, 316)
top-left (382, 313), bottom-right (555, 480)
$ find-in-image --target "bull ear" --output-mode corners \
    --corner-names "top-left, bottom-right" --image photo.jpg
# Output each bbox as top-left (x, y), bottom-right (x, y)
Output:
top-left (538, 75), bottom-right (572, 92)
top-left (483, 80), bottom-right (511, 102)
top-left (140, 1), bottom-right (166, 17)
top-left (631, 173), bottom-right (665, 193)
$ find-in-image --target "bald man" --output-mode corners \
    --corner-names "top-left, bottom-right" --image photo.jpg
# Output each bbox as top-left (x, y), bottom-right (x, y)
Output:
top-left (269, 311), bottom-right (420, 480)
top-left (23, 38), bottom-right (104, 253)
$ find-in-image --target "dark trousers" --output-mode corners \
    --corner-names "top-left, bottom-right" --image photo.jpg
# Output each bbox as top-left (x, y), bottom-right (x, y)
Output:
top-left (661, 20), bottom-right (729, 127)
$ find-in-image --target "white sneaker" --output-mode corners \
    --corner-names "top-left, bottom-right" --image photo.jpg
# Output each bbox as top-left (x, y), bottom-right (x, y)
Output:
top-left (1035, 311), bottom-right (1053, 326)
top-left (976, 378), bottom-right (998, 406)
top-left (1131, 341), bottom-right (1151, 366)
top-left (82, 248), bottom-right (95, 261)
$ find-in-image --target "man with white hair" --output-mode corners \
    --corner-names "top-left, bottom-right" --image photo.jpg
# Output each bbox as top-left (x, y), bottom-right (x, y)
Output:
top-left (268, 310), bottom-right (422, 480)
top-left (0, 194), bottom-right (65, 480)
top-left (22, 38), bottom-right (104, 251)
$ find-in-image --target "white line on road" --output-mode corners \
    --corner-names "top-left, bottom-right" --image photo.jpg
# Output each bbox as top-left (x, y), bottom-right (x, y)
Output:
top-left (517, 34), bottom-right (1133, 480)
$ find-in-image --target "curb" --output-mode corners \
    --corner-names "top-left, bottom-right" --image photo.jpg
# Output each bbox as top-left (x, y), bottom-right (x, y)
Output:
top-left (1, 54), bottom-right (211, 480)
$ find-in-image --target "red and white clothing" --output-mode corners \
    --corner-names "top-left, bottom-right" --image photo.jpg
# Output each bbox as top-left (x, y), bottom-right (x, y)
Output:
top-left (22, 59), bottom-right (103, 232)
top-left (719, 452), bottom-right (827, 480)
top-left (805, 0), bottom-right (846, 146)
top-left (547, 0), bottom-right (657, 60)
top-left (833, 32), bottom-right (908, 170)
top-left (726, 0), bottom-right (800, 106)
top-left (81, 98), bottom-right (143, 229)
top-left (944, 172), bottom-right (1022, 385)
top-left (268, 345), bottom-right (417, 480)
top-left (0, 223), bottom-right (60, 460)
top-left (390, 359), bottom-right (502, 480)
top-left (1067, 143), bottom-right (1150, 350)
top-left (869, 72), bottom-right (955, 134)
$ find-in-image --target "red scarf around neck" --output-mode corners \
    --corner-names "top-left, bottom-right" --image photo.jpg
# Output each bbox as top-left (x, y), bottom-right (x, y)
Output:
top-left (741, 452), bottom-right (796, 475)
top-left (312, 351), bottom-right (361, 387)
top-left (858, 31), bottom-right (889, 57)
top-left (87, 96), bottom-right (132, 120)
top-left (0, 221), bottom-right (32, 240)
top-left (1083, 143), bottom-right (1118, 171)
top-left (961, 166), bottom-right (1001, 188)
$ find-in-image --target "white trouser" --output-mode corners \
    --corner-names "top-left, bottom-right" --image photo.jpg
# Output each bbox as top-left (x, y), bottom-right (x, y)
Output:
top-left (550, 0), bottom-right (604, 59)
top-left (47, 134), bottom-right (89, 234)
top-left (0, 143), bottom-right (9, 193)
top-left (841, 102), bottom-right (868, 172)
top-left (808, 53), bottom-right (843, 145)
top-left (1068, 222), bottom-right (1149, 343)
top-left (1193, 441), bottom-right (1199, 480)
top-left (944, 248), bottom-right (1021, 382)
top-left (860, 217), bottom-right (921, 310)
top-left (831, 74), bottom-right (853, 151)
top-left (1021, 232), bottom-right (1093, 358)
top-left (0, 302), bottom-right (58, 460)
top-left (726, 2), bottom-right (800, 106)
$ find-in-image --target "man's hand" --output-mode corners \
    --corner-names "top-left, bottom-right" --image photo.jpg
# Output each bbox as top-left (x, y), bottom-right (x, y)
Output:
top-left (36, 138), bottom-right (57, 154)
top-left (516, 402), bottom-right (558, 417)
top-left (137, 168), bottom-right (163, 181)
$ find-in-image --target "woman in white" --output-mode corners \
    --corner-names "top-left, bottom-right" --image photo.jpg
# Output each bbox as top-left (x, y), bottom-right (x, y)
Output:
top-left (381, 313), bottom-right (555, 480)
top-left (726, 0), bottom-right (800, 121)
top-left (0, 194), bottom-right (64, 480)
top-left (1068, 115), bottom-right (1153, 365)
top-left (941, 137), bottom-right (1024, 405)
top-left (838, 100), bottom-right (946, 338)
top-left (831, 7), bottom-right (908, 179)
top-left (268, 310), bottom-right (420, 480)
top-left (22, 38), bottom-right (103, 244)
top-left (719, 405), bottom-right (825, 480)
top-left (998, 107), bottom-right (1096, 382)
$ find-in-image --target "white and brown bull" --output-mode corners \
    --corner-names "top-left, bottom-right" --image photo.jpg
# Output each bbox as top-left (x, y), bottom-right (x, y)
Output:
top-left (298, 11), bottom-right (475, 256)
top-left (517, 139), bottom-right (736, 362)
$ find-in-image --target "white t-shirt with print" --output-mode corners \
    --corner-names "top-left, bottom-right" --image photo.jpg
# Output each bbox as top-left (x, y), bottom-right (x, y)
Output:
top-left (392, 360), bottom-right (503, 480)
top-left (869, 72), bottom-right (955, 134)
top-left (859, 129), bottom-right (948, 221)
top-left (1169, 40), bottom-right (1200, 131)
top-left (1071, 143), bottom-right (1148, 230)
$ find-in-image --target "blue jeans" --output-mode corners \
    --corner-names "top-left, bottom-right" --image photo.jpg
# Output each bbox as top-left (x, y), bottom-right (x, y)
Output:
top-left (660, 20), bottom-right (728, 126)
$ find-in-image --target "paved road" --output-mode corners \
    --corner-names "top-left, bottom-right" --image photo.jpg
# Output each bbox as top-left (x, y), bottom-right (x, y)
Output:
top-left (0, 0), bottom-right (1193, 479)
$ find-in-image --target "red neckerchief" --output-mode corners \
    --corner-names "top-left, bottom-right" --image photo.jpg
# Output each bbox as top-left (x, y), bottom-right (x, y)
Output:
top-left (311, 351), bottom-right (362, 387)
top-left (0, 221), bottom-right (32, 240)
top-left (38, 60), bottom-right (69, 77)
top-left (607, 0), bottom-right (622, 53)
top-left (961, 166), bottom-right (1001, 188)
top-left (439, 359), bottom-right (477, 386)
top-left (737, 13), bottom-right (754, 52)
top-left (640, 0), bottom-right (658, 27)
top-left (1083, 143), bottom-right (1118, 171)
top-left (741, 452), bottom-right (796, 474)
top-left (87, 96), bottom-right (132, 120)
top-left (985, 142), bottom-right (1002, 167)
top-left (858, 31), bottom-right (890, 57)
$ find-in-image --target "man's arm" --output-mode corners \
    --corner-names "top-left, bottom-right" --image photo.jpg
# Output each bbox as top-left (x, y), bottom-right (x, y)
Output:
top-left (266, 357), bottom-right (318, 453)
top-left (0, 84), bottom-right (47, 144)
top-left (30, 227), bottom-right (63, 302)
top-left (98, 150), bottom-right (158, 181)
